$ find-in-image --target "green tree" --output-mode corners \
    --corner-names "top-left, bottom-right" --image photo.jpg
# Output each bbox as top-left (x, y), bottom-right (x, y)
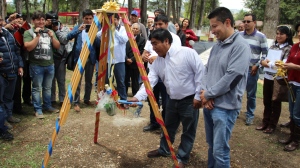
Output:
top-left (234, 9), bottom-right (247, 21)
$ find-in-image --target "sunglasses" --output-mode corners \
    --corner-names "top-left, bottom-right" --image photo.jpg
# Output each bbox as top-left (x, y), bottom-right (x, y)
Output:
top-left (242, 20), bottom-right (253, 23)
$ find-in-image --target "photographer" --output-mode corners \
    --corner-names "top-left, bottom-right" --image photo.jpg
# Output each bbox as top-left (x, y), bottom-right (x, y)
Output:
top-left (67, 9), bottom-right (100, 112)
top-left (23, 11), bottom-right (60, 119)
top-left (0, 16), bottom-right (24, 140)
top-left (45, 11), bottom-right (71, 106)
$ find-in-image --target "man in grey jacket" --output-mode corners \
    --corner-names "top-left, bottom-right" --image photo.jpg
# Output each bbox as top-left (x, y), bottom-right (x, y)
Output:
top-left (200, 7), bottom-right (251, 168)
top-left (45, 11), bottom-right (72, 106)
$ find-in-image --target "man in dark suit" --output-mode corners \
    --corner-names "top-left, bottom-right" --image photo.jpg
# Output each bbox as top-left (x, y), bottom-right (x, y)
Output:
top-left (125, 23), bottom-right (146, 96)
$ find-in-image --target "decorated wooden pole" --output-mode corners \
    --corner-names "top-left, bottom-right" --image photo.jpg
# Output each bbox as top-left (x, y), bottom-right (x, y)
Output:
top-left (94, 11), bottom-right (110, 144)
top-left (121, 13), bottom-right (179, 168)
top-left (41, 13), bottom-right (102, 168)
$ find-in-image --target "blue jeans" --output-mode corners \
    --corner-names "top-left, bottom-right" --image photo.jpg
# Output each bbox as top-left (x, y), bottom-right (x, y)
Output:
top-left (246, 70), bottom-right (259, 119)
top-left (158, 97), bottom-right (199, 164)
top-left (203, 107), bottom-right (239, 168)
top-left (106, 63), bottom-right (127, 100)
top-left (0, 75), bottom-right (17, 131)
top-left (289, 84), bottom-right (300, 126)
top-left (30, 65), bottom-right (55, 114)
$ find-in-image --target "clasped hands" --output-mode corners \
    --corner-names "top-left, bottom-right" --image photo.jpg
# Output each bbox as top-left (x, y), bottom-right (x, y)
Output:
top-left (200, 90), bottom-right (214, 110)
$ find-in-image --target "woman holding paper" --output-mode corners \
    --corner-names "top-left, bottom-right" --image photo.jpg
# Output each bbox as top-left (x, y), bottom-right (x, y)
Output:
top-left (279, 23), bottom-right (300, 151)
top-left (256, 26), bottom-right (293, 134)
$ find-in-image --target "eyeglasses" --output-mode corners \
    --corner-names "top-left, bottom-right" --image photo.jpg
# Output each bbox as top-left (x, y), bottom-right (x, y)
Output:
top-left (242, 20), bottom-right (253, 23)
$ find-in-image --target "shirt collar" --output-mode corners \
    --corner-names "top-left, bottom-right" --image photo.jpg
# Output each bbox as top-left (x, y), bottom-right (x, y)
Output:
top-left (276, 42), bottom-right (289, 49)
top-left (167, 43), bottom-right (180, 57)
top-left (217, 32), bottom-right (238, 45)
top-left (243, 28), bottom-right (257, 36)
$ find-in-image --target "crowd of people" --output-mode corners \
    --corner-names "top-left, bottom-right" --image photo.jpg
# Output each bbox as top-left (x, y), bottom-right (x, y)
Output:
top-left (0, 6), bottom-right (300, 168)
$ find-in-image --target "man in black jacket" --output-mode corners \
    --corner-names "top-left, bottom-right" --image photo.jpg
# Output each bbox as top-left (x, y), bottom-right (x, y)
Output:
top-left (125, 23), bottom-right (145, 96)
top-left (0, 16), bottom-right (24, 141)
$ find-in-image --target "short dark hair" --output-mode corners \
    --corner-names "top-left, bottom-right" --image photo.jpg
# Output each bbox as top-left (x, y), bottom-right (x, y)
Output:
top-left (82, 9), bottom-right (93, 18)
top-left (276, 26), bottom-right (293, 46)
top-left (207, 7), bottom-right (234, 27)
top-left (154, 9), bottom-right (165, 15)
top-left (244, 13), bottom-right (256, 21)
top-left (114, 13), bottom-right (120, 20)
top-left (295, 23), bottom-right (300, 32)
top-left (32, 10), bottom-right (46, 20)
top-left (154, 14), bottom-right (168, 24)
top-left (149, 28), bottom-right (173, 44)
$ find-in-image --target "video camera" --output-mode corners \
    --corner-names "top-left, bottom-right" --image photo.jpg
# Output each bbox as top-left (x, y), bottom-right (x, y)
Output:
top-left (46, 11), bottom-right (59, 28)
top-left (39, 29), bottom-right (49, 33)
top-left (16, 13), bottom-right (22, 18)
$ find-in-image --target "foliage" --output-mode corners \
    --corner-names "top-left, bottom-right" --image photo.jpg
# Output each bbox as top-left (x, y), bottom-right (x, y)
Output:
top-left (147, 0), bottom-right (167, 13)
top-left (244, 0), bottom-right (300, 26)
top-left (234, 9), bottom-right (247, 21)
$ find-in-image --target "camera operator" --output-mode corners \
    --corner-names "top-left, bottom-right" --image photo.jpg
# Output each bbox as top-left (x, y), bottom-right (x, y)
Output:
top-left (0, 16), bottom-right (24, 141)
top-left (23, 11), bottom-right (60, 119)
top-left (45, 11), bottom-right (72, 106)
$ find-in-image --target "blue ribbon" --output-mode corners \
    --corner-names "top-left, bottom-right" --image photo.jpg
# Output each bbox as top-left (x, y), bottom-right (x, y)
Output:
top-left (94, 15), bottom-right (101, 30)
top-left (48, 140), bottom-right (53, 156)
top-left (41, 160), bottom-right (44, 168)
top-left (68, 84), bottom-right (73, 103)
top-left (55, 118), bottom-right (60, 134)
top-left (85, 36), bottom-right (93, 52)
top-left (77, 58), bottom-right (84, 74)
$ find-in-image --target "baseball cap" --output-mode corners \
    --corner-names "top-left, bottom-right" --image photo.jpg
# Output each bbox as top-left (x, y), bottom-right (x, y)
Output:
top-left (131, 10), bottom-right (138, 17)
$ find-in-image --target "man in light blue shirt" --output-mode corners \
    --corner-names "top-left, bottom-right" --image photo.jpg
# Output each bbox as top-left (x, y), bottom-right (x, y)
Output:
top-left (129, 28), bottom-right (204, 167)
top-left (97, 14), bottom-right (128, 101)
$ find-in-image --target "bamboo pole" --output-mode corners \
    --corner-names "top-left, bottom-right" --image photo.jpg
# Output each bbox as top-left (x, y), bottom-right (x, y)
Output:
top-left (94, 12), bottom-right (110, 143)
top-left (120, 13), bottom-right (179, 168)
top-left (42, 13), bottom-right (102, 168)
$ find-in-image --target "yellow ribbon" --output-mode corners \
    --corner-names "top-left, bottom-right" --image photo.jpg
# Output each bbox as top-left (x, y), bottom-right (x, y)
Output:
top-left (101, 0), bottom-right (120, 11)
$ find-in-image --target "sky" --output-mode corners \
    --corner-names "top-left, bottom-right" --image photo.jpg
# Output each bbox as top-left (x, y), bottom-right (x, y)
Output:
top-left (219, 0), bottom-right (246, 10)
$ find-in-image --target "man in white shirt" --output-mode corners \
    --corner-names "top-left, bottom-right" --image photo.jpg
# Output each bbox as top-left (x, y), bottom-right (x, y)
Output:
top-left (97, 14), bottom-right (128, 101)
top-left (128, 29), bottom-right (204, 168)
top-left (141, 14), bottom-right (181, 132)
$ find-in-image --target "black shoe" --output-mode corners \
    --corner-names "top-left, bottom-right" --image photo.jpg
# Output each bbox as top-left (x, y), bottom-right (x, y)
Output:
top-left (0, 131), bottom-right (14, 141)
top-left (143, 124), bottom-right (160, 132)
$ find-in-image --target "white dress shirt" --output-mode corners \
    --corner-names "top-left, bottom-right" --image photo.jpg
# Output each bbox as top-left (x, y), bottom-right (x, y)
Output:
top-left (135, 44), bottom-right (204, 101)
top-left (97, 25), bottom-right (128, 64)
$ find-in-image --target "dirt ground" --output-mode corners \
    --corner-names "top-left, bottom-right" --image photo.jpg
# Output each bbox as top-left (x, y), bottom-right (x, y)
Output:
top-left (1, 78), bottom-right (300, 168)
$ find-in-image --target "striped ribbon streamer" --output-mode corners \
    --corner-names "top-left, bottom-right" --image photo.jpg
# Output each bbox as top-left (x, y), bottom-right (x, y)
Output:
top-left (42, 12), bottom-right (102, 168)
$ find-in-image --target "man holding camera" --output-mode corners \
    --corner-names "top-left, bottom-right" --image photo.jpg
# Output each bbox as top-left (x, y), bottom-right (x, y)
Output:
top-left (45, 11), bottom-right (72, 107)
top-left (67, 9), bottom-right (100, 112)
top-left (23, 11), bottom-right (60, 119)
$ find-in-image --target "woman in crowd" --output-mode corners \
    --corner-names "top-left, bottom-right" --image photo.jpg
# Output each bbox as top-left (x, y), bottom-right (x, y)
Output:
top-left (174, 22), bottom-right (186, 46)
top-left (181, 18), bottom-right (198, 48)
top-left (256, 26), bottom-right (293, 134)
top-left (278, 23), bottom-right (300, 151)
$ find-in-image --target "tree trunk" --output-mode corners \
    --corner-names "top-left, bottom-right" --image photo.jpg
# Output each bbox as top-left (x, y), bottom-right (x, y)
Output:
top-left (78, 0), bottom-right (90, 24)
top-left (15, 0), bottom-right (22, 14)
top-left (263, 0), bottom-right (279, 38)
top-left (211, 0), bottom-right (217, 11)
top-left (171, 0), bottom-right (176, 23)
top-left (52, 0), bottom-right (59, 14)
top-left (196, 0), bottom-right (206, 30)
top-left (140, 0), bottom-right (147, 26)
top-left (25, 0), bottom-right (30, 22)
top-left (189, 0), bottom-right (198, 29)
top-left (0, 0), bottom-right (3, 19)
top-left (176, 0), bottom-right (181, 23)
top-left (128, 0), bottom-right (132, 17)
top-left (166, 0), bottom-right (171, 17)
